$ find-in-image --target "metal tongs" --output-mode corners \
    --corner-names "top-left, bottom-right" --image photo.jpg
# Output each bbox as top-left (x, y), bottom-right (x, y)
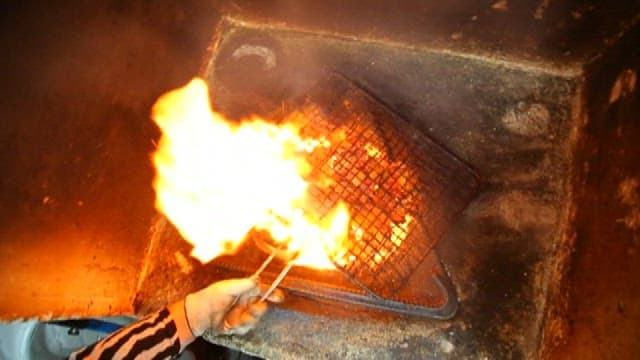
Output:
top-left (219, 237), bottom-right (297, 333)
top-left (252, 236), bottom-right (299, 302)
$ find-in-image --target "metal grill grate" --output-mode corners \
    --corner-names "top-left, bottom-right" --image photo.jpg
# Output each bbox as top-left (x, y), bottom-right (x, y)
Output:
top-left (287, 75), bottom-right (480, 298)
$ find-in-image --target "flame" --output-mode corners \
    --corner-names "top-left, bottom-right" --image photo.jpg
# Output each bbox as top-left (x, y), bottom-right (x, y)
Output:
top-left (151, 78), bottom-right (349, 269)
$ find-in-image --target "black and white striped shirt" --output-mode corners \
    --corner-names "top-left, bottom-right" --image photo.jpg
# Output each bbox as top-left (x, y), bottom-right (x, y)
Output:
top-left (69, 308), bottom-right (181, 360)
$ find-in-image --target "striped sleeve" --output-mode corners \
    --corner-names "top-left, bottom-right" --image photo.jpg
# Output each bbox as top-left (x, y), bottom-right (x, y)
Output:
top-left (69, 308), bottom-right (181, 360)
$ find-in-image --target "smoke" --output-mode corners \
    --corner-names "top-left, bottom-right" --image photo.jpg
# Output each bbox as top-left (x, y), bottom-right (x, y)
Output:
top-left (0, 0), bottom-right (224, 224)
top-left (1, 1), bottom-right (222, 108)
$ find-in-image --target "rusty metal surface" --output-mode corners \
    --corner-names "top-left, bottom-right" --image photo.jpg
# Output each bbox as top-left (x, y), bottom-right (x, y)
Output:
top-left (148, 18), bottom-right (577, 358)
top-left (220, 0), bottom-right (640, 72)
top-left (546, 24), bottom-right (640, 360)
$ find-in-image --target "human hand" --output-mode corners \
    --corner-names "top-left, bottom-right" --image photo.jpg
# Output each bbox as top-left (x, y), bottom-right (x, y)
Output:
top-left (184, 277), bottom-right (283, 336)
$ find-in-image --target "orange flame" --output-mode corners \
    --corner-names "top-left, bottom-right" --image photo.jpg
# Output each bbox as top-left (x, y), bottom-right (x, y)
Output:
top-left (151, 78), bottom-right (349, 269)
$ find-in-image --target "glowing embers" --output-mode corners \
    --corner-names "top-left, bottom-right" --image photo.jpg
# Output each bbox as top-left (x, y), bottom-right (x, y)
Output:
top-left (291, 102), bottom-right (432, 298)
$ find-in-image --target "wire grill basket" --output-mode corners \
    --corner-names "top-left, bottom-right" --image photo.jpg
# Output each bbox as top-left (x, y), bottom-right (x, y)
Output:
top-left (286, 75), bottom-right (479, 298)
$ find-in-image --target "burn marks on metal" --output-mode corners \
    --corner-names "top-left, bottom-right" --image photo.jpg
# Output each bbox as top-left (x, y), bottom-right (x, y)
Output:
top-left (191, 19), bottom-right (576, 359)
top-left (468, 222), bottom-right (541, 358)
top-left (501, 101), bottom-right (551, 137)
top-left (209, 31), bottom-right (317, 121)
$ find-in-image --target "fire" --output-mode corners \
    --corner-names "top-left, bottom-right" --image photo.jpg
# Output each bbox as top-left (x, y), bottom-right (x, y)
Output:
top-left (151, 78), bottom-right (349, 269)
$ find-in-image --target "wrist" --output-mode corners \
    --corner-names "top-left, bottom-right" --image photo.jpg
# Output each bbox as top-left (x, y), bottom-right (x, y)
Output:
top-left (184, 292), bottom-right (208, 336)
top-left (168, 299), bottom-right (197, 350)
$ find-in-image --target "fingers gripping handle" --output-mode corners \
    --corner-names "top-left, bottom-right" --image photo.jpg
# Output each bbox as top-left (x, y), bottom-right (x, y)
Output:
top-left (219, 250), bottom-right (292, 333)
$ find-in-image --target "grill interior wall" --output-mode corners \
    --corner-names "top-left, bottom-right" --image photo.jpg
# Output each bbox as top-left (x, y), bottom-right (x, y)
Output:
top-left (0, 1), bottom-right (222, 319)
